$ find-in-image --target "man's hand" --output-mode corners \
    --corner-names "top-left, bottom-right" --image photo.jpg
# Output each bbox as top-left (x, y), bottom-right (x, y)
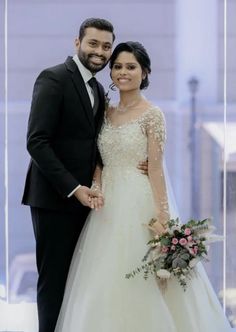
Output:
top-left (74, 186), bottom-right (104, 208)
top-left (137, 159), bottom-right (148, 175)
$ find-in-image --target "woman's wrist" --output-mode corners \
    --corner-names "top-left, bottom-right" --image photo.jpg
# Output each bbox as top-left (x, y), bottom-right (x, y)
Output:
top-left (91, 180), bottom-right (102, 192)
top-left (157, 211), bottom-right (170, 226)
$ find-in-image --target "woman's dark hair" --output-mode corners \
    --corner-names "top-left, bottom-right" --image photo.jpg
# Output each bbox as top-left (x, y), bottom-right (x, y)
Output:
top-left (109, 41), bottom-right (151, 89)
top-left (79, 18), bottom-right (115, 42)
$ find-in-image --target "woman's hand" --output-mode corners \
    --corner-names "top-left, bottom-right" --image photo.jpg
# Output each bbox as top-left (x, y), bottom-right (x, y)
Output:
top-left (148, 218), bottom-right (166, 236)
top-left (74, 186), bottom-right (103, 208)
top-left (90, 181), bottom-right (104, 210)
top-left (90, 193), bottom-right (104, 210)
top-left (137, 159), bottom-right (148, 175)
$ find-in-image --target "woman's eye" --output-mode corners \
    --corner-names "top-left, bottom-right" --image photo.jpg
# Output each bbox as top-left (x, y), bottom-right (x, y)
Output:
top-left (127, 65), bottom-right (136, 70)
top-left (113, 64), bottom-right (121, 70)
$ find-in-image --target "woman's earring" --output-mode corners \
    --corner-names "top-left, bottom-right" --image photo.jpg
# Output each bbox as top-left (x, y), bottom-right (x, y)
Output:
top-left (109, 82), bottom-right (116, 91)
top-left (105, 82), bottom-right (116, 111)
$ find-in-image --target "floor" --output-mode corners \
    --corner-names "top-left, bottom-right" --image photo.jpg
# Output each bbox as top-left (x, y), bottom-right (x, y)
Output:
top-left (0, 300), bottom-right (236, 332)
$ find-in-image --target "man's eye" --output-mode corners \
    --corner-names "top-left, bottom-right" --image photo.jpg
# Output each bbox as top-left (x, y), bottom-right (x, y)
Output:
top-left (103, 45), bottom-right (111, 51)
top-left (89, 42), bottom-right (97, 47)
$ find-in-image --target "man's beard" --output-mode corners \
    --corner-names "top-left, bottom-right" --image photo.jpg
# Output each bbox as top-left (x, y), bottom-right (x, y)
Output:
top-left (78, 49), bottom-right (108, 73)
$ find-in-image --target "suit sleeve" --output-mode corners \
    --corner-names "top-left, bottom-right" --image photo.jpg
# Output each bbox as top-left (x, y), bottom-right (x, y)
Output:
top-left (27, 69), bottom-right (79, 198)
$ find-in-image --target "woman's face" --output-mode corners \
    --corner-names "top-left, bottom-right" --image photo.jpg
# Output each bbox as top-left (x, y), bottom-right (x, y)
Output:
top-left (111, 51), bottom-right (144, 92)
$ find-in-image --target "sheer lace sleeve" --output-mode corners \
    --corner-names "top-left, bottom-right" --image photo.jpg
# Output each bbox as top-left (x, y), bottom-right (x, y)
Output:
top-left (143, 108), bottom-right (170, 226)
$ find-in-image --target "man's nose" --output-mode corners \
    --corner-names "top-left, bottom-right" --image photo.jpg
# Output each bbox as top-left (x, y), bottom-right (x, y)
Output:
top-left (94, 45), bottom-right (104, 56)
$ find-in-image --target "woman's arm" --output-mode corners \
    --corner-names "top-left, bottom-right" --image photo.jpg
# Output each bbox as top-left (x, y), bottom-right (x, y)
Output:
top-left (91, 164), bottom-right (102, 191)
top-left (90, 164), bottom-right (104, 210)
top-left (145, 108), bottom-right (170, 234)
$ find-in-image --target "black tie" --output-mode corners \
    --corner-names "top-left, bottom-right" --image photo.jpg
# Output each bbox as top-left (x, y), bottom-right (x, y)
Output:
top-left (88, 77), bottom-right (99, 116)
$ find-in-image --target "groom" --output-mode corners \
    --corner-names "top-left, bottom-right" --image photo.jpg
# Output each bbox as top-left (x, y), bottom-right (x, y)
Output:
top-left (22, 18), bottom-right (115, 332)
top-left (22, 17), bottom-right (148, 332)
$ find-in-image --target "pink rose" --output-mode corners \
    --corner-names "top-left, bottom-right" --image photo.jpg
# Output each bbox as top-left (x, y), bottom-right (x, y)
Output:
top-left (187, 236), bottom-right (193, 242)
top-left (184, 228), bottom-right (191, 236)
top-left (161, 246), bottom-right (169, 253)
top-left (171, 245), bottom-right (176, 251)
top-left (189, 248), bottom-right (195, 255)
top-left (179, 238), bottom-right (188, 246)
top-left (172, 238), bottom-right (178, 245)
top-left (193, 246), bottom-right (198, 254)
top-left (189, 247), bottom-right (199, 255)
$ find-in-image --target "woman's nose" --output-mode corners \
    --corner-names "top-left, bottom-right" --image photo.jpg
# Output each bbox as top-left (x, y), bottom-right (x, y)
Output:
top-left (120, 67), bottom-right (127, 75)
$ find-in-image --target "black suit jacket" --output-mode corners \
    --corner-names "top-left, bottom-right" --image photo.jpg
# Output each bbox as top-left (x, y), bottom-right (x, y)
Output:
top-left (22, 56), bottom-right (105, 211)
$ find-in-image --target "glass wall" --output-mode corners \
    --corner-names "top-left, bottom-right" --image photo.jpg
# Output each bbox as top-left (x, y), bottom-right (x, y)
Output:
top-left (0, 0), bottom-right (235, 330)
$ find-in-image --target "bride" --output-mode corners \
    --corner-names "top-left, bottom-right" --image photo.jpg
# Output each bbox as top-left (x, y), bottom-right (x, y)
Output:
top-left (55, 41), bottom-right (231, 331)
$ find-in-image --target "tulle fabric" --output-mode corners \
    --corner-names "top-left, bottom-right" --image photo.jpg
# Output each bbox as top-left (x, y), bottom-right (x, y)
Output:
top-left (55, 107), bottom-right (231, 331)
top-left (55, 166), bottom-right (231, 332)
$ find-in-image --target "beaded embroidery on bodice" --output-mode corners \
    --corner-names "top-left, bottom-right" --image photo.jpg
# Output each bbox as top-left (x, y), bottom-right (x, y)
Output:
top-left (98, 107), bottom-right (166, 169)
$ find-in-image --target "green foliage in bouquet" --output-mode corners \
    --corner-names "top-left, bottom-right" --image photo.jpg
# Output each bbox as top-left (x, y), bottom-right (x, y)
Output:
top-left (126, 218), bottom-right (222, 291)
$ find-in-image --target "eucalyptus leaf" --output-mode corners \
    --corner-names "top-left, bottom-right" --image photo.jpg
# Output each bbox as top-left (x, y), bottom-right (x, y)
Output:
top-left (172, 257), bottom-right (188, 269)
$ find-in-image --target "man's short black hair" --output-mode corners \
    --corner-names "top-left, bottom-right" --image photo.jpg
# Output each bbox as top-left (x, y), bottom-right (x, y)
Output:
top-left (79, 18), bottom-right (115, 42)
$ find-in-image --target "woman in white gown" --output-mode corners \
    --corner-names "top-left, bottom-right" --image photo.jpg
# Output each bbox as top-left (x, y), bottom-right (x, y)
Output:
top-left (55, 42), bottom-right (231, 332)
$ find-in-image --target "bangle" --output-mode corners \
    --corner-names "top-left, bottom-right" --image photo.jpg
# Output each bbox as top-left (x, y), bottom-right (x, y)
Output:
top-left (91, 180), bottom-right (101, 192)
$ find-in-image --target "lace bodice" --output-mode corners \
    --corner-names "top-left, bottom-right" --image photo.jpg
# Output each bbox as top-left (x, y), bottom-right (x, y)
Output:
top-left (98, 107), bottom-right (164, 168)
top-left (98, 106), bottom-right (170, 225)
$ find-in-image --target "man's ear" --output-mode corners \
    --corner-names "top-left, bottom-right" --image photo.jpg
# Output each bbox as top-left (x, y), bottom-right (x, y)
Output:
top-left (75, 37), bottom-right (80, 48)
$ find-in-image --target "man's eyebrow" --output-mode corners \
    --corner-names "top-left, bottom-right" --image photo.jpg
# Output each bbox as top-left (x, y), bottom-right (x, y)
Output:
top-left (88, 39), bottom-right (112, 45)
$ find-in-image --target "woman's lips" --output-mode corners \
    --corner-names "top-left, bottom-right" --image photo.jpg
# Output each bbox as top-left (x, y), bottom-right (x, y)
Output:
top-left (117, 78), bottom-right (130, 83)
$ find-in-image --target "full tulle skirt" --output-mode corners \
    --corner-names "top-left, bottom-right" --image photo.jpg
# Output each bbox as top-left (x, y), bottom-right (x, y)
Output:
top-left (55, 167), bottom-right (231, 332)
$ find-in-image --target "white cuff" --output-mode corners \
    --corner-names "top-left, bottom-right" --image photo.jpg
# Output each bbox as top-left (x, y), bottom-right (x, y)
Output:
top-left (67, 184), bottom-right (81, 198)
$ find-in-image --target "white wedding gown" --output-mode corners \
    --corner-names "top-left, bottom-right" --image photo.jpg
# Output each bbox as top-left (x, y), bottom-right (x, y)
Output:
top-left (55, 107), bottom-right (231, 332)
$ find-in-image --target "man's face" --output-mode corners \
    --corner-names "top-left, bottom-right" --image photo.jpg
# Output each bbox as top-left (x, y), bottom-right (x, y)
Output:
top-left (75, 27), bottom-right (113, 74)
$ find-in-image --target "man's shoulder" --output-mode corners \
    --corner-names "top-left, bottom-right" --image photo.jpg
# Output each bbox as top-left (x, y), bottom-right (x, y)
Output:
top-left (45, 62), bottom-right (66, 73)
top-left (41, 61), bottom-right (67, 76)
top-left (38, 57), bottom-right (74, 80)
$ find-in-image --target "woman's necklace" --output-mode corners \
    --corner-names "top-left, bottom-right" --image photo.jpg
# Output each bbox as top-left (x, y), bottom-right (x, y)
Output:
top-left (116, 97), bottom-right (143, 113)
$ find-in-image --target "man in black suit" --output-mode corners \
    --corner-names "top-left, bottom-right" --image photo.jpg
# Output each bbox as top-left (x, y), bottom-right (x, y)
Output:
top-left (22, 18), bottom-right (115, 332)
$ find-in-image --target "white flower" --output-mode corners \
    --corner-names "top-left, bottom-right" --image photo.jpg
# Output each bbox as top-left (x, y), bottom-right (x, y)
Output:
top-left (180, 275), bottom-right (186, 280)
top-left (156, 269), bottom-right (171, 279)
top-left (152, 248), bottom-right (161, 261)
top-left (204, 234), bottom-right (224, 244)
top-left (172, 225), bottom-right (181, 232)
top-left (189, 257), bottom-right (200, 268)
top-left (182, 268), bottom-right (188, 273)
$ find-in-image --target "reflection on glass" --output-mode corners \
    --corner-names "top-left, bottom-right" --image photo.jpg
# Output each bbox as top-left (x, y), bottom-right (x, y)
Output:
top-left (0, 0), bottom-right (235, 330)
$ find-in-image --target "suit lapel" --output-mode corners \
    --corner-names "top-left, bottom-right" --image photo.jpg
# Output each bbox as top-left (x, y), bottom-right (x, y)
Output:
top-left (65, 57), bottom-right (94, 129)
top-left (95, 84), bottom-right (105, 136)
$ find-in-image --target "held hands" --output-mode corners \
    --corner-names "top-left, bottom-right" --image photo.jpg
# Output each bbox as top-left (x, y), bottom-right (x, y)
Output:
top-left (137, 159), bottom-right (148, 175)
top-left (90, 181), bottom-right (104, 210)
top-left (74, 186), bottom-right (104, 210)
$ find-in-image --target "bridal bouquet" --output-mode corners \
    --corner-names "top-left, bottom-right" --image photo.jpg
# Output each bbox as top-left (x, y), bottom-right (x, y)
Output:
top-left (126, 218), bottom-right (223, 291)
